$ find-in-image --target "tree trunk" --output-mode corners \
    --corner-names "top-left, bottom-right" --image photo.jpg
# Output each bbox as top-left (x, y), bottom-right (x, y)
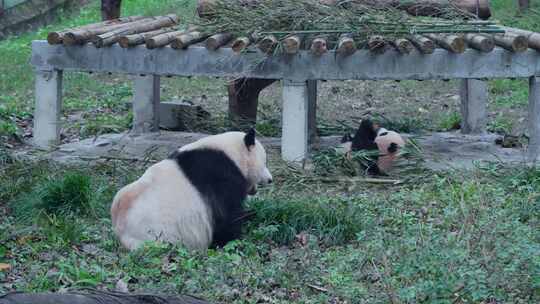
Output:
top-left (228, 78), bottom-right (277, 129)
top-left (518, 0), bottom-right (530, 11)
top-left (101, 0), bottom-right (122, 21)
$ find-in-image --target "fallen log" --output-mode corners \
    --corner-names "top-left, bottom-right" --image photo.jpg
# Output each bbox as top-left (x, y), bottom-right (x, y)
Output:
top-left (463, 33), bottom-right (494, 52)
top-left (0, 291), bottom-right (212, 304)
top-left (502, 26), bottom-right (540, 51)
top-left (408, 35), bottom-right (435, 54)
top-left (118, 27), bottom-right (178, 48)
top-left (425, 34), bottom-right (465, 53)
top-left (47, 16), bottom-right (145, 44)
top-left (493, 33), bottom-right (528, 52)
top-left (197, 0), bottom-right (491, 20)
top-left (93, 14), bottom-right (179, 47)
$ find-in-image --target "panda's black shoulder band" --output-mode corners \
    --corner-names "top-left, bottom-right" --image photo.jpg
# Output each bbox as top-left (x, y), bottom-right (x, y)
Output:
top-left (244, 128), bottom-right (256, 148)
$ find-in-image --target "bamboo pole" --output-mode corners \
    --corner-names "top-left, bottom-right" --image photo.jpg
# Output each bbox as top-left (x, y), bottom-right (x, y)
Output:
top-left (425, 34), bottom-right (465, 53)
top-left (231, 37), bottom-right (251, 53)
top-left (206, 33), bottom-right (233, 50)
top-left (145, 29), bottom-right (191, 49)
top-left (118, 27), bottom-right (178, 48)
top-left (47, 16), bottom-right (146, 44)
top-left (93, 14), bottom-right (179, 48)
top-left (170, 31), bottom-right (207, 49)
top-left (63, 17), bottom-right (155, 45)
top-left (392, 38), bottom-right (413, 54)
top-left (336, 34), bottom-right (356, 56)
top-left (368, 35), bottom-right (387, 53)
top-left (493, 33), bottom-right (528, 52)
top-left (463, 34), bottom-right (494, 52)
top-left (408, 35), bottom-right (435, 54)
top-left (501, 26), bottom-right (540, 51)
top-left (257, 35), bottom-right (278, 54)
top-left (310, 37), bottom-right (328, 56)
top-left (282, 35), bottom-right (301, 54)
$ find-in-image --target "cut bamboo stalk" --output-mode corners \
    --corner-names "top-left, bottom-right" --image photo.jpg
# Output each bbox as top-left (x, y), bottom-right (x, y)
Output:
top-left (146, 29), bottom-right (193, 49)
top-left (368, 35), bottom-right (387, 53)
top-left (493, 33), bottom-right (529, 52)
top-left (205, 33), bottom-right (233, 50)
top-left (282, 35), bottom-right (301, 54)
top-left (93, 14), bottom-right (179, 47)
top-left (310, 37), bottom-right (327, 56)
top-left (231, 37), bottom-right (251, 53)
top-left (502, 26), bottom-right (540, 51)
top-left (63, 17), bottom-right (154, 45)
top-left (408, 35), bottom-right (435, 54)
top-left (47, 16), bottom-right (146, 44)
top-left (336, 34), bottom-right (356, 56)
top-left (392, 38), bottom-right (413, 54)
top-left (171, 31), bottom-right (207, 49)
top-left (257, 35), bottom-right (278, 54)
top-left (464, 34), bottom-right (494, 52)
top-left (425, 34), bottom-right (465, 53)
top-left (119, 27), bottom-right (178, 48)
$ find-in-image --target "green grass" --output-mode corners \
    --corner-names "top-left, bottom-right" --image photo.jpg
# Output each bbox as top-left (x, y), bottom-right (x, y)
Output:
top-left (0, 160), bottom-right (538, 303)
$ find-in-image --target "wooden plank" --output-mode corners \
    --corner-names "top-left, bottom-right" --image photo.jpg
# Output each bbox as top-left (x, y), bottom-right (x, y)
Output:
top-left (31, 41), bottom-right (540, 81)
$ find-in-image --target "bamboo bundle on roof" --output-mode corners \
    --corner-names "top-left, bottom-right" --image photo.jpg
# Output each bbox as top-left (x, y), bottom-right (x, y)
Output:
top-left (145, 29), bottom-right (193, 49)
top-left (93, 14), bottom-right (180, 47)
top-left (47, 16), bottom-right (146, 44)
top-left (63, 17), bottom-right (155, 45)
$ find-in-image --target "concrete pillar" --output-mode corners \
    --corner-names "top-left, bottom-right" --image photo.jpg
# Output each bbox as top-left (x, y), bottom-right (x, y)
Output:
top-left (282, 79), bottom-right (309, 163)
top-left (34, 69), bottom-right (63, 148)
top-left (528, 76), bottom-right (540, 163)
top-left (307, 80), bottom-right (318, 145)
top-left (460, 79), bottom-right (488, 134)
top-left (132, 75), bottom-right (160, 134)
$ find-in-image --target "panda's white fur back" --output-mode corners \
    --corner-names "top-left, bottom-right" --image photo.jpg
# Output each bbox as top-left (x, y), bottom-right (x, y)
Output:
top-left (111, 159), bottom-right (213, 251)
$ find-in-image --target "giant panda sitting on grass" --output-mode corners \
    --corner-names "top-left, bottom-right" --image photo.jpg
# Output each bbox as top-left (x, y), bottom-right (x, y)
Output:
top-left (341, 119), bottom-right (406, 175)
top-left (111, 129), bottom-right (273, 251)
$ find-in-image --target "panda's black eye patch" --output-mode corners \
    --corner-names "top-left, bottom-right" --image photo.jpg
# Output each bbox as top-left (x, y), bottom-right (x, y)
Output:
top-left (379, 132), bottom-right (388, 136)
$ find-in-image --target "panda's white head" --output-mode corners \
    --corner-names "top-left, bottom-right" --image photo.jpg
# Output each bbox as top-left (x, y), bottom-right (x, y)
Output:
top-left (179, 129), bottom-right (272, 195)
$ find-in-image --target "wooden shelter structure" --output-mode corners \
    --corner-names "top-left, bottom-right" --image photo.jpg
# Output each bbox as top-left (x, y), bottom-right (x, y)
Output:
top-left (31, 14), bottom-right (540, 162)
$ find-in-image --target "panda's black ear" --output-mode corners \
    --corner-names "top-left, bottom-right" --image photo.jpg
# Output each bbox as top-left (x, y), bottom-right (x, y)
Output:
top-left (244, 128), bottom-right (256, 149)
top-left (341, 133), bottom-right (352, 143)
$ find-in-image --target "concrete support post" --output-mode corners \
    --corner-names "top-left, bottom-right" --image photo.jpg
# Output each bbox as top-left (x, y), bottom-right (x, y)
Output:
top-left (528, 76), bottom-right (540, 163)
top-left (282, 80), bottom-right (309, 163)
top-left (34, 69), bottom-right (63, 148)
top-left (307, 80), bottom-right (318, 145)
top-left (460, 79), bottom-right (488, 134)
top-left (132, 75), bottom-right (160, 134)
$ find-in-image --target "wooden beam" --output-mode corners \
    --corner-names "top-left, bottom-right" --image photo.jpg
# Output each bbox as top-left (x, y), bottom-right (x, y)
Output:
top-left (31, 42), bottom-right (540, 81)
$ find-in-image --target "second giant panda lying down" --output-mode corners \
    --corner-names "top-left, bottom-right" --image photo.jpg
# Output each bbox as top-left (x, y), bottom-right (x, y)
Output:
top-left (111, 129), bottom-right (273, 251)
